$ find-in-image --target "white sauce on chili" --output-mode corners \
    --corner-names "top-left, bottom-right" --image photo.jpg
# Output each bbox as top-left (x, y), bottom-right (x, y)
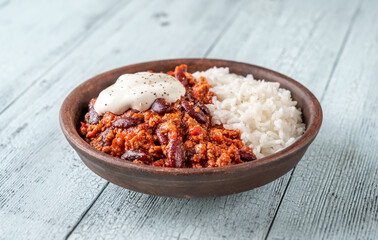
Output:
top-left (94, 72), bottom-right (185, 115)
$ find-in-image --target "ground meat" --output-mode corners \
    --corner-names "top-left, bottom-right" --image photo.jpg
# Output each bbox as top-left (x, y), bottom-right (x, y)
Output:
top-left (79, 64), bottom-right (256, 168)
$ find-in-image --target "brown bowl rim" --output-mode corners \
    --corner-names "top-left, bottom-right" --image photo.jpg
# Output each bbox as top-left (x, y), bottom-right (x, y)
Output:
top-left (59, 58), bottom-right (322, 176)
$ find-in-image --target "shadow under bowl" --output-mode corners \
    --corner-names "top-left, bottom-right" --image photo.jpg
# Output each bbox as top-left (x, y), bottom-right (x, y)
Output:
top-left (59, 58), bottom-right (322, 198)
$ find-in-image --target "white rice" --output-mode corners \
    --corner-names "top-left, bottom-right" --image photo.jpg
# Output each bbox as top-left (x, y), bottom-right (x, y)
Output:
top-left (193, 67), bottom-right (305, 158)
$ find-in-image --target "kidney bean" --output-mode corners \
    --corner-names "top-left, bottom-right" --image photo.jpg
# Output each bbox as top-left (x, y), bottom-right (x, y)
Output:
top-left (186, 92), bottom-right (197, 102)
top-left (112, 116), bottom-right (144, 128)
top-left (175, 66), bottom-right (188, 87)
top-left (181, 100), bottom-right (207, 124)
top-left (192, 109), bottom-right (207, 124)
top-left (180, 100), bottom-right (192, 113)
top-left (151, 98), bottom-right (172, 114)
top-left (156, 128), bottom-right (168, 145)
top-left (121, 150), bottom-right (147, 161)
top-left (88, 99), bottom-right (101, 124)
top-left (167, 138), bottom-right (186, 168)
top-left (197, 103), bottom-right (210, 115)
top-left (99, 127), bottom-right (112, 147)
top-left (238, 149), bottom-right (257, 161)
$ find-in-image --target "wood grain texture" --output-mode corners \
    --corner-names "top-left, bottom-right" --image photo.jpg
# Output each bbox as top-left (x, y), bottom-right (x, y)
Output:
top-left (66, 0), bottom-right (361, 239)
top-left (1, 0), bottom-right (375, 239)
top-left (209, 0), bottom-right (359, 98)
top-left (68, 182), bottom-right (288, 240)
top-left (267, 0), bottom-right (378, 239)
top-left (0, 0), bottom-right (245, 239)
top-left (0, 0), bottom-right (124, 115)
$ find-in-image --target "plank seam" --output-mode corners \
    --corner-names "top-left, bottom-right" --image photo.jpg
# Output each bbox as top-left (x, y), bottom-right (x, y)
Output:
top-left (263, 170), bottom-right (295, 240)
top-left (203, 0), bottom-right (246, 58)
top-left (263, 1), bottom-right (362, 239)
top-left (319, 0), bottom-right (362, 102)
top-left (65, 182), bottom-right (110, 240)
top-left (0, 0), bottom-right (129, 117)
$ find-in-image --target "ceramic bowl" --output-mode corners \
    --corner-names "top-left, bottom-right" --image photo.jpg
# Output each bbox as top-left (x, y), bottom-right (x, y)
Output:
top-left (59, 59), bottom-right (322, 198)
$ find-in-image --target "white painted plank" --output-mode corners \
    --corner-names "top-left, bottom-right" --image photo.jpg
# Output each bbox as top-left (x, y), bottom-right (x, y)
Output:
top-left (0, 0), bottom-right (123, 115)
top-left (267, 0), bottom-right (378, 239)
top-left (0, 0), bottom-right (246, 239)
top-left (68, 181), bottom-right (288, 240)
top-left (209, 0), bottom-right (360, 98)
top-left (66, 0), bottom-right (361, 239)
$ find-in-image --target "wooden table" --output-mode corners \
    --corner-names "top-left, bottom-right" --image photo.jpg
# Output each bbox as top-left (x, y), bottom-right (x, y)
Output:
top-left (1, 0), bottom-right (377, 239)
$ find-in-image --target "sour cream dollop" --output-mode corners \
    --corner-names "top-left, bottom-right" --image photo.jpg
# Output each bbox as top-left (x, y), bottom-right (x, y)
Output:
top-left (94, 72), bottom-right (186, 115)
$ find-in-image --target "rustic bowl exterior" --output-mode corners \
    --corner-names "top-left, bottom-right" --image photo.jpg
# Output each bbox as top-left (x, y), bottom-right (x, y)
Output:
top-left (60, 59), bottom-right (322, 198)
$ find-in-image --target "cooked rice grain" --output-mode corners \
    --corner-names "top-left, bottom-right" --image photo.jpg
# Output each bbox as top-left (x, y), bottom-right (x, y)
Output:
top-left (193, 67), bottom-right (305, 158)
